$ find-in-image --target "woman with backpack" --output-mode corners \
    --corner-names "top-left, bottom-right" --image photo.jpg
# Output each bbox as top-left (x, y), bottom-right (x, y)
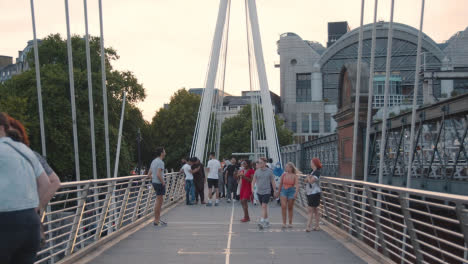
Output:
top-left (306, 158), bottom-right (322, 232)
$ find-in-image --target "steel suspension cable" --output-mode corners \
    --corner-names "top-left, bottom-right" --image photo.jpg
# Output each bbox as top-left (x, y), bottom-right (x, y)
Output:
top-left (351, 0), bottom-right (366, 180)
top-left (83, 0), bottom-right (97, 180)
top-left (215, 0), bottom-right (231, 159)
top-left (98, 0), bottom-right (111, 178)
top-left (64, 0), bottom-right (81, 181)
top-left (29, 0), bottom-right (46, 157)
top-left (363, 0), bottom-right (379, 183)
top-left (406, 0), bottom-right (426, 188)
top-left (245, 0), bottom-right (258, 160)
top-left (378, 0), bottom-right (395, 184)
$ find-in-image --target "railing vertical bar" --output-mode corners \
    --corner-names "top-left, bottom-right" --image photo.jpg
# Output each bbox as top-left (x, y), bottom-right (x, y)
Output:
top-left (398, 192), bottom-right (424, 264)
top-left (132, 180), bottom-right (147, 222)
top-left (117, 180), bottom-right (133, 228)
top-left (66, 184), bottom-right (90, 255)
top-left (95, 182), bottom-right (115, 240)
top-left (364, 185), bottom-right (389, 257)
top-left (455, 202), bottom-right (468, 262)
top-left (328, 182), bottom-right (344, 228)
top-left (345, 185), bottom-right (363, 240)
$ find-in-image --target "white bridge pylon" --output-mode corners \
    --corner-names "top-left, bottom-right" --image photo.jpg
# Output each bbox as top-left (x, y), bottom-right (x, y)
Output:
top-left (191, 0), bottom-right (281, 164)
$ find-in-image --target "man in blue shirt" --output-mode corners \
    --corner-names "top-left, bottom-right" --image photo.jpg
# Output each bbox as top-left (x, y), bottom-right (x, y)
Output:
top-left (148, 147), bottom-right (167, 226)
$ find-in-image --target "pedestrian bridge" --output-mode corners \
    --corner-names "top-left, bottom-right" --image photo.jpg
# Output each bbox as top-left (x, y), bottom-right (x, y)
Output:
top-left (36, 173), bottom-right (468, 264)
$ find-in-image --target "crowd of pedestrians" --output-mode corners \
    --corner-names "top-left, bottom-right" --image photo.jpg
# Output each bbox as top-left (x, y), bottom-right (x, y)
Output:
top-left (149, 147), bottom-right (323, 231)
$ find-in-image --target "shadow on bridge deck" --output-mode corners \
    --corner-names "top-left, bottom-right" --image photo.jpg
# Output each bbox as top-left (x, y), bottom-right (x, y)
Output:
top-left (87, 201), bottom-right (365, 264)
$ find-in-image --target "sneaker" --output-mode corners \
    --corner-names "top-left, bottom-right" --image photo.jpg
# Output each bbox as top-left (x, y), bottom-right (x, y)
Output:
top-left (240, 218), bottom-right (250, 222)
top-left (159, 220), bottom-right (167, 226)
top-left (227, 199), bottom-right (231, 203)
top-left (206, 201), bottom-right (212, 207)
top-left (215, 200), bottom-right (219, 206)
top-left (258, 222), bottom-right (264, 230)
top-left (264, 221), bottom-right (270, 228)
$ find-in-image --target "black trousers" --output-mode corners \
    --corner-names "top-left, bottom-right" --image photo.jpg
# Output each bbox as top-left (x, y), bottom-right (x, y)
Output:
top-left (227, 177), bottom-right (238, 199)
top-left (0, 208), bottom-right (41, 264)
top-left (194, 178), bottom-right (205, 202)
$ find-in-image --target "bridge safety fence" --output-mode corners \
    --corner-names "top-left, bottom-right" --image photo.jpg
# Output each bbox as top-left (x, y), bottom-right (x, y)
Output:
top-left (295, 175), bottom-right (468, 264)
top-left (35, 172), bottom-right (185, 264)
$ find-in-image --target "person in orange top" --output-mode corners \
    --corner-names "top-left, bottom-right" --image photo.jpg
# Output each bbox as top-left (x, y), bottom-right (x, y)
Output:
top-left (239, 160), bottom-right (254, 222)
top-left (278, 162), bottom-right (299, 228)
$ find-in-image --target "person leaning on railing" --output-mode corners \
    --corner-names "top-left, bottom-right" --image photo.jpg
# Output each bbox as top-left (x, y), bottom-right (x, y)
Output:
top-left (0, 112), bottom-right (53, 264)
top-left (305, 158), bottom-right (322, 232)
top-left (6, 116), bottom-right (61, 212)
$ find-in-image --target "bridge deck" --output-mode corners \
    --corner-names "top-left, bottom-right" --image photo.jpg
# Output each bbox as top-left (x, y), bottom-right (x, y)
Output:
top-left (91, 201), bottom-right (365, 264)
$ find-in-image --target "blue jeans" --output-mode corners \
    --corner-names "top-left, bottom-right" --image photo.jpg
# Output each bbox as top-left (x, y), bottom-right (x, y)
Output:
top-left (185, 180), bottom-right (195, 203)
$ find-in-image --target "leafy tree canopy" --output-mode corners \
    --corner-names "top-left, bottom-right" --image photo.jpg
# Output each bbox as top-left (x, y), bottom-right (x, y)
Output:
top-left (0, 34), bottom-right (146, 181)
top-left (219, 105), bottom-right (293, 160)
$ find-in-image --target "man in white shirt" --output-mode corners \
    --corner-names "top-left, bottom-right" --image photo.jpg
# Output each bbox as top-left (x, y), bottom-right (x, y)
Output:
top-left (180, 158), bottom-right (195, 205)
top-left (206, 152), bottom-right (221, 206)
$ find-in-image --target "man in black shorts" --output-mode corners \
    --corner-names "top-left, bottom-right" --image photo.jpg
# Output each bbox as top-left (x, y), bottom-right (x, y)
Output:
top-left (148, 147), bottom-right (167, 226)
top-left (251, 158), bottom-right (278, 229)
top-left (206, 152), bottom-right (221, 206)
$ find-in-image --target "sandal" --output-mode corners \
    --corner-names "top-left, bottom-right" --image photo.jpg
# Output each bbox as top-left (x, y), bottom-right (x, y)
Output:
top-left (287, 224), bottom-right (293, 228)
top-left (313, 227), bottom-right (320, 231)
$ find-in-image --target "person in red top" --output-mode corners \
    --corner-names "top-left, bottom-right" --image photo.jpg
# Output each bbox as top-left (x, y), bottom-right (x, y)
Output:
top-left (239, 160), bottom-right (254, 222)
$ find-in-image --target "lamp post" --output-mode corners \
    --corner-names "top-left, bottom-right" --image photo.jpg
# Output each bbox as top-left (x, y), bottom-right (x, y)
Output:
top-left (137, 128), bottom-right (142, 174)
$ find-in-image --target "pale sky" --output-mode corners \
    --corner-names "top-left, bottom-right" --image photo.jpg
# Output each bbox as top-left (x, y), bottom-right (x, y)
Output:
top-left (1, 0), bottom-right (467, 121)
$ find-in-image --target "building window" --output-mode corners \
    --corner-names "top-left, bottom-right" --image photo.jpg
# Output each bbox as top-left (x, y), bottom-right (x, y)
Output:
top-left (324, 113), bottom-right (331, 133)
top-left (296, 73), bottom-right (312, 102)
top-left (302, 113), bottom-right (309, 133)
top-left (311, 113), bottom-right (319, 133)
top-left (373, 75), bottom-right (403, 108)
top-left (291, 121), bottom-right (297, 133)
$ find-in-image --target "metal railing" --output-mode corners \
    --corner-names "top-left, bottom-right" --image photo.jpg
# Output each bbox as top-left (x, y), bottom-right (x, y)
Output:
top-left (35, 172), bottom-right (185, 264)
top-left (295, 175), bottom-right (468, 264)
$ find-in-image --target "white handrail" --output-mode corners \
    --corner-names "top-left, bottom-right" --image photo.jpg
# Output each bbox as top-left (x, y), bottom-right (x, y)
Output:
top-left (35, 172), bottom-right (185, 264)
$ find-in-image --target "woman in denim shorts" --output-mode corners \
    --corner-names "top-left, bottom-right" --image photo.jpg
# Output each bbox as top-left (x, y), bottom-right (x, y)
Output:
top-left (278, 162), bottom-right (299, 228)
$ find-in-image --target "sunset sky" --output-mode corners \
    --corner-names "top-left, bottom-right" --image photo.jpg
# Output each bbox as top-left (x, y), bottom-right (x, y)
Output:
top-left (1, 0), bottom-right (467, 121)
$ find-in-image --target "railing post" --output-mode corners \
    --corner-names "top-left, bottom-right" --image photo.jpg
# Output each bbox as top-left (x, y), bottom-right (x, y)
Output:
top-left (132, 179), bottom-right (147, 222)
top-left (65, 183), bottom-right (90, 256)
top-left (143, 185), bottom-right (155, 216)
top-left (364, 185), bottom-right (389, 257)
top-left (117, 180), bottom-right (133, 228)
top-left (345, 185), bottom-right (362, 240)
top-left (95, 181), bottom-right (115, 240)
top-left (320, 179), bottom-right (331, 220)
top-left (327, 181), bottom-right (345, 229)
top-left (398, 192), bottom-right (424, 264)
top-left (455, 202), bottom-right (468, 262)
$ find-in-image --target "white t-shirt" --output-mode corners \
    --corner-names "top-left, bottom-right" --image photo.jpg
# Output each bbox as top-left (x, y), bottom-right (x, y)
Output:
top-left (207, 159), bottom-right (221, 179)
top-left (182, 164), bottom-right (193, 180)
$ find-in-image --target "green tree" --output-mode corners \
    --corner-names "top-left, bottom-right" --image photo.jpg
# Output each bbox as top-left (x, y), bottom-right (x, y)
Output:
top-left (148, 89), bottom-right (201, 170)
top-left (0, 34), bottom-right (147, 180)
top-left (219, 105), bottom-right (293, 160)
